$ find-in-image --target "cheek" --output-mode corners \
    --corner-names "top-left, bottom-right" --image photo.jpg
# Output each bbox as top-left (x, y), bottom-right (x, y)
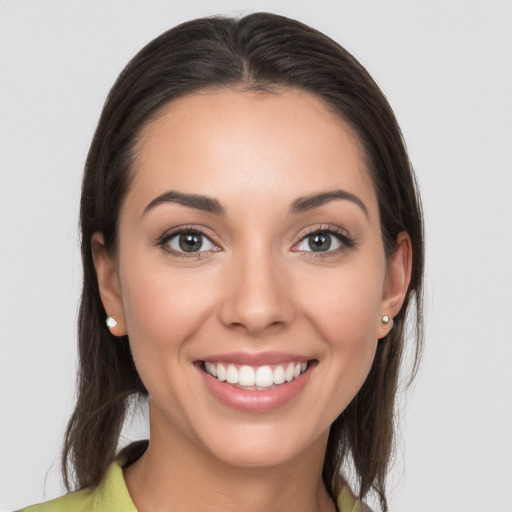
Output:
top-left (119, 255), bottom-right (218, 363)
top-left (296, 257), bottom-right (384, 398)
top-left (300, 263), bottom-right (384, 345)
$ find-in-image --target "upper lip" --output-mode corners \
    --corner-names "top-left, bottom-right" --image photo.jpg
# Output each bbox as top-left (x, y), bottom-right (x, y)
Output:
top-left (198, 351), bottom-right (312, 366)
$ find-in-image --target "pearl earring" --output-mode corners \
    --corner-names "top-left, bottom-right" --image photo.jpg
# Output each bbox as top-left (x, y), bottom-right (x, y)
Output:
top-left (381, 315), bottom-right (391, 325)
top-left (106, 315), bottom-right (118, 330)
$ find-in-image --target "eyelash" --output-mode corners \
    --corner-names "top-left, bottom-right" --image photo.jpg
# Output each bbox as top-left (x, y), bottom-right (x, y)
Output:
top-left (155, 225), bottom-right (218, 258)
top-left (293, 225), bottom-right (356, 257)
top-left (155, 225), bottom-right (355, 258)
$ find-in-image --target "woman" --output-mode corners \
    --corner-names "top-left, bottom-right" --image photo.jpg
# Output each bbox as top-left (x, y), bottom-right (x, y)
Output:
top-left (21, 12), bottom-right (423, 512)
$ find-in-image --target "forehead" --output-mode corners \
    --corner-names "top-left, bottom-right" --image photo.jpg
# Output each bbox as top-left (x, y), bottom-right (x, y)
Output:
top-left (128, 88), bottom-right (377, 219)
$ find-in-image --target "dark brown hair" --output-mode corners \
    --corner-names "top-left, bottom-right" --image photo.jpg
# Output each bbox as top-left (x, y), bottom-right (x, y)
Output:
top-left (63, 12), bottom-right (424, 511)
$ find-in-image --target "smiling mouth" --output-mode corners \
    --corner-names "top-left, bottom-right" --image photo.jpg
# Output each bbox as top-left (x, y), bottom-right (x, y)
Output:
top-left (201, 361), bottom-right (312, 390)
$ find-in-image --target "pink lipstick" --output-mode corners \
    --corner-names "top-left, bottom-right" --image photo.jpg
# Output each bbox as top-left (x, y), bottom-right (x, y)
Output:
top-left (196, 352), bottom-right (316, 413)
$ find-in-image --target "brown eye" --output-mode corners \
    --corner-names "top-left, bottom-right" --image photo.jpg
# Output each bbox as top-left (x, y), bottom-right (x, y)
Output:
top-left (179, 233), bottom-right (203, 252)
top-left (296, 232), bottom-right (342, 253)
top-left (294, 228), bottom-right (354, 255)
top-left (307, 233), bottom-right (332, 252)
top-left (165, 231), bottom-right (217, 254)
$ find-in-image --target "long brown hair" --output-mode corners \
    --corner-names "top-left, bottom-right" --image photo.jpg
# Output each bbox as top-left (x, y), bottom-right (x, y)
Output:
top-left (63, 12), bottom-right (424, 511)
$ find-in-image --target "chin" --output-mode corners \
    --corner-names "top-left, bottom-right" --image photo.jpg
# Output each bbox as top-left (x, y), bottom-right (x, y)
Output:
top-left (192, 416), bottom-right (327, 470)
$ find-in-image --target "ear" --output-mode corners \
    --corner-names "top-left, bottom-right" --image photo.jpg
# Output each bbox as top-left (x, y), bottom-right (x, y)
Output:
top-left (379, 231), bottom-right (413, 339)
top-left (91, 232), bottom-right (127, 336)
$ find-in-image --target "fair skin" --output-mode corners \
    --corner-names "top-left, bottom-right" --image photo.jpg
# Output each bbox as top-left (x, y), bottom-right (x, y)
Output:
top-left (92, 88), bottom-right (412, 512)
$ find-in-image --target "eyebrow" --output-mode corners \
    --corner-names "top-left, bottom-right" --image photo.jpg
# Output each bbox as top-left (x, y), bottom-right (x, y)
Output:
top-left (143, 190), bottom-right (225, 216)
top-left (290, 189), bottom-right (369, 218)
top-left (143, 188), bottom-right (368, 218)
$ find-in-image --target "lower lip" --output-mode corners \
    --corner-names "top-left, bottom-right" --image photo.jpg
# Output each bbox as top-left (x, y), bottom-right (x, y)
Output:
top-left (198, 363), bottom-right (315, 413)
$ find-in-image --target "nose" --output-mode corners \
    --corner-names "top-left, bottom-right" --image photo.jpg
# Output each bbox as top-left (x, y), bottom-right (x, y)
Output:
top-left (218, 249), bottom-right (294, 337)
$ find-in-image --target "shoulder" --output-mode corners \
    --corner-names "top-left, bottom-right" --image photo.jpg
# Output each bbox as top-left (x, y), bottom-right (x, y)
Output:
top-left (338, 486), bottom-right (373, 512)
top-left (18, 488), bottom-right (93, 512)
top-left (17, 460), bottom-right (137, 512)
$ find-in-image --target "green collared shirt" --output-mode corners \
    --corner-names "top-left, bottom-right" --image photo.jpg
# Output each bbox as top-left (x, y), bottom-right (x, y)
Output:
top-left (20, 460), bottom-right (368, 512)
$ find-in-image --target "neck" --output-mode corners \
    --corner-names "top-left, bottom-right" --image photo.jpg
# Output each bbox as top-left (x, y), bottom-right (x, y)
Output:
top-left (123, 407), bottom-right (336, 512)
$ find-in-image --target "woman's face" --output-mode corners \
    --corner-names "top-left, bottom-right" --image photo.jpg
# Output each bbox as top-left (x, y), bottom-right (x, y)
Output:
top-left (94, 88), bottom-right (409, 469)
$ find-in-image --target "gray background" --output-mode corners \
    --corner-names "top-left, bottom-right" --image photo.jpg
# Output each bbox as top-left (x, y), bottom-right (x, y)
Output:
top-left (1, 1), bottom-right (511, 510)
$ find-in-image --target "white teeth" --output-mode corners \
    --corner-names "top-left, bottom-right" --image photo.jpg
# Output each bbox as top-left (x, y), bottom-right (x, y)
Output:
top-left (226, 364), bottom-right (239, 384)
top-left (204, 361), bottom-right (309, 387)
top-left (285, 363), bottom-right (294, 382)
top-left (255, 366), bottom-right (273, 387)
top-left (273, 365), bottom-right (285, 385)
top-left (239, 365), bottom-right (256, 386)
top-left (217, 363), bottom-right (226, 381)
top-left (205, 362), bottom-right (214, 374)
